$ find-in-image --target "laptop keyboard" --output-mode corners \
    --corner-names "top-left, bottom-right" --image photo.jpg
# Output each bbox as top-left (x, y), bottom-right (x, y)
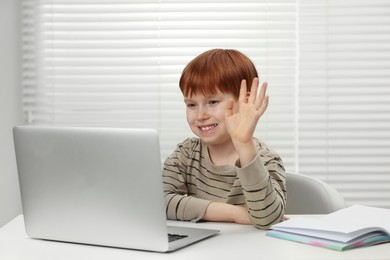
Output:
top-left (168, 233), bottom-right (188, 242)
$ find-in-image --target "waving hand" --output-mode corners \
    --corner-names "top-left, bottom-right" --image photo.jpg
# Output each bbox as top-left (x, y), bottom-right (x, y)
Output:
top-left (225, 78), bottom-right (269, 146)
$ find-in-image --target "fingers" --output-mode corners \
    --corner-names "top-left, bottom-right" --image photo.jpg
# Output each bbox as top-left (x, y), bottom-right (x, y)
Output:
top-left (254, 81), bottom-right (268, 110)
top-left (248, 78), bottom-right (259, 104)
top-left (241, 77), bottom-right (268, 105)
top-left (281, 215), bottom-right (290, 222)
top-left (258, 95), bottom-right (269, 116)
top-left (238, 79), bottom-right (248, 104)
top-left (238, 78), bottom-right (269, 116)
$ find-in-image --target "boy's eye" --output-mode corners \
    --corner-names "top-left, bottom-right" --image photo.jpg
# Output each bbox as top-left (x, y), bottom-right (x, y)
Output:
top-left (208, 100), bottom-right (220, 105)
top-left (186, 103), bottom-right (196, 108)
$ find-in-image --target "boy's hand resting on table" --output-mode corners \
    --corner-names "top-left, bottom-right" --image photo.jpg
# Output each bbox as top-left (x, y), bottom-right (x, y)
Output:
top-left (203, 201), bottom-right (289, 225)
top-left (202, 202), bottom-right (252, 225)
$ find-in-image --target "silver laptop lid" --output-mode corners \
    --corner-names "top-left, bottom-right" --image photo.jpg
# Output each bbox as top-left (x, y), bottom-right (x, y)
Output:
top-left (13, 126), bottom-right (170, 252)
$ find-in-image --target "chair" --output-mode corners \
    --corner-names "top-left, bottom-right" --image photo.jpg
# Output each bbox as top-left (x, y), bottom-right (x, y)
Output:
top-left (285, 173), bottom-right (345, 214)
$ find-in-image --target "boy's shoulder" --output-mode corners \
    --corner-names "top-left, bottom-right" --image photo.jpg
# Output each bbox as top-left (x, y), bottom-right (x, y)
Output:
top-left (254, 137), bottom-right (281, 158)
top-left (254, 137), bottom-right (269, 149)
top-left (175, 137), bottom-right (202, 153)
top-left (180, 137), bottom-right (201, 146)
top-left (174, 137), bottom-right (281, 159)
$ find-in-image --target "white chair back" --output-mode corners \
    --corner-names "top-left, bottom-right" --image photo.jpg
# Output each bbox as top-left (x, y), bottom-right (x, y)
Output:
top-left (285, 173), bottom-right (345, 214)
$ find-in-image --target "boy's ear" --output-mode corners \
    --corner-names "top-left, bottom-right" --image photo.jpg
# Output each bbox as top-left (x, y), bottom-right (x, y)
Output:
top-left (225, 98), bottom-right (236, 117)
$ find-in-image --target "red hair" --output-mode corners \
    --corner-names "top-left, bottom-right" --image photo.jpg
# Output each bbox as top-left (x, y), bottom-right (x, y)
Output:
top-left (179, 49), bottom-right (258, 98)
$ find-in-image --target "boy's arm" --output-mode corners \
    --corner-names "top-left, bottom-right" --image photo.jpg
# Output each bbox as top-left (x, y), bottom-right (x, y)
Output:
top-left (164, 191), bottom-right (211, 222)
top-left (202, 202), bottom-right (251, 224)
top-left (225, 78), bottom-right (269, 167)
top-left (202, 149), bottom-right (286, 229)
top-left (237, 150), bottom-right (286, 229)
top-left (162, 141), bottom-right (212, 222)
top-left (225, 79), bottom-right (286, 229)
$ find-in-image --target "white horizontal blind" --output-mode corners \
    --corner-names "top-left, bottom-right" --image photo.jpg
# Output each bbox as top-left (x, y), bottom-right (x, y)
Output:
top-left (299, 0), bottom-right (390, 207)
top-left (21, 0), bottom-right (297, 171)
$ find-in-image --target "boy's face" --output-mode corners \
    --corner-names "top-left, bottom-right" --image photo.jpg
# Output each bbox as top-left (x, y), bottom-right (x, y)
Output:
top-left (184, 90), bottom-right (236, 146)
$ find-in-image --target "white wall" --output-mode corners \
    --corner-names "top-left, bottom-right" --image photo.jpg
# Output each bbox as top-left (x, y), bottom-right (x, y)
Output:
top-left (0, 0), bottom-right (22, 227)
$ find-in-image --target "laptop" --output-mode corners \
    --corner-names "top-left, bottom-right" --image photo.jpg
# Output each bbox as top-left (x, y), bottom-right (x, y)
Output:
top-left (13, 125), bottom-right (219, 252)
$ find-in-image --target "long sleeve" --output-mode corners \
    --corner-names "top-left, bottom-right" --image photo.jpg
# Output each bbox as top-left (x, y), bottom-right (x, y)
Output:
top-left (163, 139), bottom-right (212, 222)
top-left (236, 148), bottom-right (286, 229)
top-left (162, 138), bottom-right (286, 229)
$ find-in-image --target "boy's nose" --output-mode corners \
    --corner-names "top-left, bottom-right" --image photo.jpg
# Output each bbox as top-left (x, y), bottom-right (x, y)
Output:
top-left (197, 106), bottom-right (209, 120)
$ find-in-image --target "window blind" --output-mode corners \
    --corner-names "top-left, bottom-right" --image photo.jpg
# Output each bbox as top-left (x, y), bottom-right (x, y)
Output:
top-left (299, 0), bottom-right (390, 208)
top-left (21, 0), bottom-right (390, 208)
top-left (21, 0), bottom-right (297, 171)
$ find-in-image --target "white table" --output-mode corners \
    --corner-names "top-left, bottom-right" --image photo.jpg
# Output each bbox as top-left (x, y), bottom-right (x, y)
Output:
top-left (1, 215), bottom-right (389, 260)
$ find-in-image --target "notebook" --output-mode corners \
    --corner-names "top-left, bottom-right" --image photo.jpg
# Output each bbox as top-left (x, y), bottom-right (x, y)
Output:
top-left (267, 205), bottom-right (390, 251)
top-left (13, 125), bottom-right (219, 252)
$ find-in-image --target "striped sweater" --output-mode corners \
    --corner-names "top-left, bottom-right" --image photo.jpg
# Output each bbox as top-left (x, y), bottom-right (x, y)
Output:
top-left (163, 137), bottom-right (286, 230)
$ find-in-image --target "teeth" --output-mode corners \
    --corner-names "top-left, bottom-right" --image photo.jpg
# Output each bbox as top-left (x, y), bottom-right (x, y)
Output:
top-left (200, 124), bottom-right (217, 131)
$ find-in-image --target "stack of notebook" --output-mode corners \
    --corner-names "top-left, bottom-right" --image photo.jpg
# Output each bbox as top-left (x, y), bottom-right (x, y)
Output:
top-left (267, 205), bottom-right (390, 251)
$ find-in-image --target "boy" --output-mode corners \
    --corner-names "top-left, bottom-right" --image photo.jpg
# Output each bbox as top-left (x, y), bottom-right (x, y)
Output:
top-left (163, 49), bottom-right (286, 229)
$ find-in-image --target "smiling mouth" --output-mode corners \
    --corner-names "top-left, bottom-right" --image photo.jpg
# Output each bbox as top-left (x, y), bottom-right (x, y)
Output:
top-left (199, 124), bottom-right (218, 131)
